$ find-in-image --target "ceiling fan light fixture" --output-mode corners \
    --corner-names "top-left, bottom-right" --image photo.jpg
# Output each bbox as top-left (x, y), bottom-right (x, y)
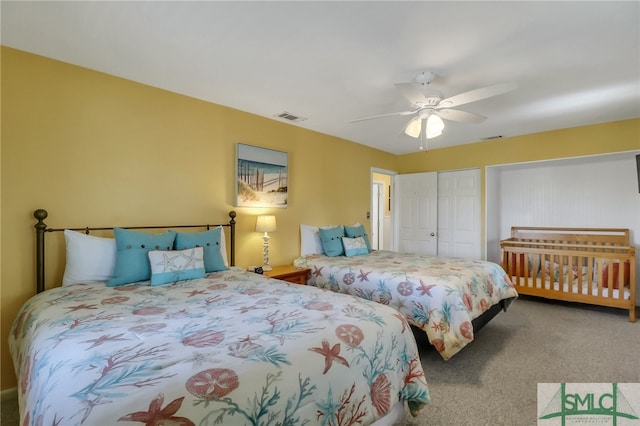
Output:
top-left (404, 117), bottom-right (422, 138)
top-left (425, 114), bottom-right (444, 139)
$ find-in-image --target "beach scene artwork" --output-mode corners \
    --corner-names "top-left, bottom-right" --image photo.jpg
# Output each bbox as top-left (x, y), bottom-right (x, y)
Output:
top-left (236, 143), bottom-right (288, 208)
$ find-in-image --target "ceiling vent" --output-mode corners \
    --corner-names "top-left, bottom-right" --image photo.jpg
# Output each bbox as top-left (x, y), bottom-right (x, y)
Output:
top-left (275, 111), bottom-right (307, 122)
top-left (483, 135), bottom-right (503, 140)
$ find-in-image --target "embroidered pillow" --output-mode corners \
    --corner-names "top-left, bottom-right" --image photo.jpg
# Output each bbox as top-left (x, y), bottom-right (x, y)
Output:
top-left (318, 226), bottom-right (345, 257)
top-left (107, 228), bottom-right (177, 286)
top-left (62, 229), bottom-right (116, 285)
top-left (148, 247), bottom-right (206, 286)
top-left (342, 236), bottom-right (368, 257)
top-left (174, 228), bottom-right (227, 273)
top-left (344, 223), bottom-right (371, 252)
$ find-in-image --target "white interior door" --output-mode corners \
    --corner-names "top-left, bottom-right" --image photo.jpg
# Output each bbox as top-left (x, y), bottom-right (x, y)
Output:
top-left (437, 169), bottom-right (481, 259)
top-left (394, 172), bottom-right (438, 255)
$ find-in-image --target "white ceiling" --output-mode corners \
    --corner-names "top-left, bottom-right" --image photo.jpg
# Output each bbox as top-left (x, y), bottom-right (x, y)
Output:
top-left (2, 1), bottom-right (639, 155)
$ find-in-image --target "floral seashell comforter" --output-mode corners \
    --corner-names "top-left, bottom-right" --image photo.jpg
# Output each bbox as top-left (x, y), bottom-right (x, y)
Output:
top-left (9, 268), bottom-right (429, 426)
top-left (294, 251), bottom-right (518, 360)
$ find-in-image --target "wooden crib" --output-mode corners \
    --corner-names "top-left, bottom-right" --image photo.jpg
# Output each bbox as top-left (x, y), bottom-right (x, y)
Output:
top-left (500, 227), bottom-right (636, 322)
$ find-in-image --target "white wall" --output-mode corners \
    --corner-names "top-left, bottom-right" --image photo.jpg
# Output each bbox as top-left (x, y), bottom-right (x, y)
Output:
top-left (486, 151), bottom-right (640, 303)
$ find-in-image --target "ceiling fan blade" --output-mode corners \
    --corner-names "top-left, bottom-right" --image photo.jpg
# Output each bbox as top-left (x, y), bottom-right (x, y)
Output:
top-left (394, 82), bottom-right (429, 105)
top-left (436, 109), bottom-right (487, 123)
top-left (349, 109), bottom-right (416, 123)
top-left (437, 82), bottom-right (517, 109)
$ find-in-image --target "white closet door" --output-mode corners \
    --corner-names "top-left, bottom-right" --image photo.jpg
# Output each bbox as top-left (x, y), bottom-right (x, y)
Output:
top-left (394, 172), bottom-right (438, 255)
top-left (437, 169), bottom-right (481, 259)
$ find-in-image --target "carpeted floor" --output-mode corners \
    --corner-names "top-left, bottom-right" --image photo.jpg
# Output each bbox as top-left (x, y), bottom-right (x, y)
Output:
top-left (2, 296), bottom-right (638, 425)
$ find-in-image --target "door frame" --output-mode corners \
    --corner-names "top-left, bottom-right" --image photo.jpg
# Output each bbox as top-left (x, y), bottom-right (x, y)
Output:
top-left (370, 167), bottom-right (397, 251)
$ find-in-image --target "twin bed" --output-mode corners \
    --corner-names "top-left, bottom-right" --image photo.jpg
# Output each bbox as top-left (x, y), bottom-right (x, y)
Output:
top-left (10, 210), bottom-right (430, 426)
top-left (293, 224), bottom-right (519, 360)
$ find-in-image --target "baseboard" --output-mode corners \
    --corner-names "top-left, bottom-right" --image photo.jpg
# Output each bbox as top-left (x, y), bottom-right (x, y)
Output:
top-left (1, 387), bottom-right (17, 402)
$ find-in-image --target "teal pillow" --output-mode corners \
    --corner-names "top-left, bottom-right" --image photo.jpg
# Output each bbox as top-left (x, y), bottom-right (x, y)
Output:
top-left (148, 247), bottom-right (206, 286)
top-left (319, 226), bottom-right (345, 257)
top-left (107, 228), bottom-right (177, 286)
top-left (344, 224), bottom-right (371, 252)
top-left (174, 228), bottom-right (227, 273)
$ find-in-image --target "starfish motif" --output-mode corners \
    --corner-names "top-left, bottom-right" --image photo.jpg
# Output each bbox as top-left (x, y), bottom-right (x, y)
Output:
top-left (313, 266), bottom-right (324, 277)
top-left (82, 333), bottom-right (128, 349)
top-left (357, 269), bottom-right (371, 281)
top-left (119, 393), bottom-right (194, 426)
top-left (416, 280), bottom-right (437, 297)
top-left (65, 303), bottom-right (98, 312)
top-left (186, 289), bottom-right (208, 297)
top-left (309, 339), bottom-right (349, 374)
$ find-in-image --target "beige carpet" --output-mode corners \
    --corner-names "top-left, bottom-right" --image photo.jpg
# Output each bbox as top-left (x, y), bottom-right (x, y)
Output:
top-left (2, 296), bottom-right (638, 425)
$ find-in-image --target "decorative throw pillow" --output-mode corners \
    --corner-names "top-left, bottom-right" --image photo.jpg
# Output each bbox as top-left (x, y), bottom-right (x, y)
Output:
top-left (107, 228), bottom-right (177, 286)
top-left (62, 229), bottom-right (116, 285)
top-left (148, 247), bottom-right (206, 286)
top-left (344, 223), bottom-right (371, 252)
top-left (342, 236), bottom-right (369, 257)
top-left (174, 228), bottom-right (227, 273)
top-left (318, 226), bottom-right (345, 257)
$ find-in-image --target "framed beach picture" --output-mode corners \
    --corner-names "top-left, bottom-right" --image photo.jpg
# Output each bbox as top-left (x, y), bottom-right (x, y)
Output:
top-left (236, 143), bottom-right (288, 208)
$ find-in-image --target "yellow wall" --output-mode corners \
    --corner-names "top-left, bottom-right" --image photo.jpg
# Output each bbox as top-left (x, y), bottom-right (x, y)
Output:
top-left (0, 47), bottom-right (397, 390)
top-left (397, 119), bottom-right (640, 247)
top-left (397, 119), bottom-right (639, 172)
top-left (1, 46), bottom-right (639, 392)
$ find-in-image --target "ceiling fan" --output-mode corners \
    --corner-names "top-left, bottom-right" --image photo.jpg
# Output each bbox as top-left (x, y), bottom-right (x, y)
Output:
top-left (350, 71), bottom-right (516, 149)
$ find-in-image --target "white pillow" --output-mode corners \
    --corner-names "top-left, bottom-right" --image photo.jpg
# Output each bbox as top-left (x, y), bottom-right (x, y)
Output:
top-left (300, 224), bottom-right (322, 256)
top-left (62, 229), bottom-right (116, 285)
top-left (300, 224), bottom-right (346, 256)
top-left (218, 226), bottom-right (229, 267)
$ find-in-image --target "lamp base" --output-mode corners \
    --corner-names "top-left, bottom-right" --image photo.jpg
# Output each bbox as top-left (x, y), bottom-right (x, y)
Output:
top-left (262, 265), bottom-right (272, 271)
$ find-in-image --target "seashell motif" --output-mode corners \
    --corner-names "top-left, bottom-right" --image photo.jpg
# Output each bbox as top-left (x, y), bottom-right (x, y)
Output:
top-left (186, 368), bottom-right (239, 399)
top-left (459, 321), bottom-right (473, 340)
top-left (304, 301), bottom-right (333, 311)
top-left (397, 281), bottom-right (414, 296)
top-left (132, 307), bottom-right (166, 316)
top-left (228, 341), bottom-right (261, 358)
top-left (335, 324), bottom-right (364, 347)
top-left (183, 330), bottom-right (224, 348)
top-left (101, 296), bottom-right (129, 305)
top-left (370, 374), bottom-right (391, 416)
top-left (343, 272), bottom-right (356, 285)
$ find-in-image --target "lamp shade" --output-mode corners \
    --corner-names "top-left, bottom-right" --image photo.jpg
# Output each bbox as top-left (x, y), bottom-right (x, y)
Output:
top-left (426, 114), bottom-right (444, 139)
top-left (404, 117), bottom-right (422, 138)
top-left (255, 215), bottom-right (277, 233)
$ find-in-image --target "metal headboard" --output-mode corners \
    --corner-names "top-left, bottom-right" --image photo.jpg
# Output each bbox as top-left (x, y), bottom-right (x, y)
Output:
top-left (33, 209), bottom-right (237, 293)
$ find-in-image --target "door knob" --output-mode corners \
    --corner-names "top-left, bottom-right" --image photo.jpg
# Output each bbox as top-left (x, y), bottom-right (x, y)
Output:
top-left (430, 232), bottom-right (435, 236)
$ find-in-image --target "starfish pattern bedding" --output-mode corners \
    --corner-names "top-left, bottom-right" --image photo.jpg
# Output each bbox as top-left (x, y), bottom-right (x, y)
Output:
top-left (294, 251), bottom-right (518, 360)
top-left (10, 268), bottom-right (430, 425)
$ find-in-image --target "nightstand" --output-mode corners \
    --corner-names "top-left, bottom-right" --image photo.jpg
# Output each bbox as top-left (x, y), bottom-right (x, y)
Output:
top-left (263, 265), bottom-right (310, 285)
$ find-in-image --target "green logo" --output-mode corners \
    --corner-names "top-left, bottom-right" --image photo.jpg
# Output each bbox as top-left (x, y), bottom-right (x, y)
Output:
top-left (539, 383), bottom-right (639, 425)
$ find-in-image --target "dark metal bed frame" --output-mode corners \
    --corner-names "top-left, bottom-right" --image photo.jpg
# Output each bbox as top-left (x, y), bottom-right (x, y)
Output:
top-left (33, 209), bottom-right (237, 293)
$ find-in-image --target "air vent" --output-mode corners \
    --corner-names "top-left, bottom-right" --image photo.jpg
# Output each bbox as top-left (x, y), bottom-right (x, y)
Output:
top-left (275, 111), bottom-right (307, 122)
top-left (483, 135), bottom-right (503, 140)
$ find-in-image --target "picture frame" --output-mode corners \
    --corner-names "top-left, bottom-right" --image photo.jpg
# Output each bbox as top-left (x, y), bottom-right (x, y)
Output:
top-left (236, 143), bottom-right (288, 208)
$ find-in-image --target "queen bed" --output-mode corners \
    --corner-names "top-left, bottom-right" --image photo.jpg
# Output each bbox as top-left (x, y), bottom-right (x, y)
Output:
top-left (9, 210), bottom-right (430, 426)
top-left (293, 224), bottom-right (519, 360)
